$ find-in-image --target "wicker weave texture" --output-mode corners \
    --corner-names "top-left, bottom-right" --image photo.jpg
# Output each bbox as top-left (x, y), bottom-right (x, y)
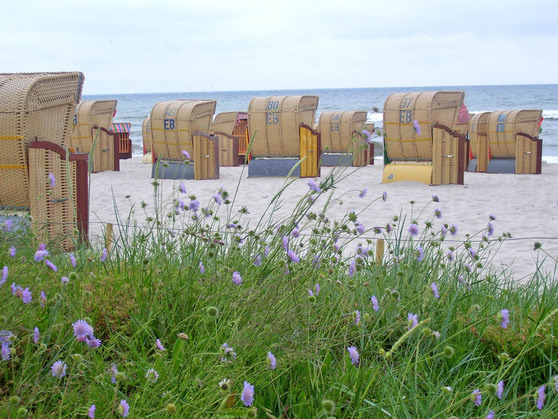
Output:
top-left (469, 112), bottom-right (490, 158)
top-left (0, 72), bottom-right (84, 207)
top-left (142, 117), bottom-right (152, 154)
top-left (213, 112), bottom-right (240, 136)
top-left (319, 111), bottom-right (367, 152)
top-left (487, 110), bottom-right (542, 158)
top-left (383, 91), bottom-right (464, 161)
top-left (150, 100), bottom-right (216, 160)
top-left (28, 147), bottom-right (78, 250)
top-left (248, 96), bottom-right (319, 157)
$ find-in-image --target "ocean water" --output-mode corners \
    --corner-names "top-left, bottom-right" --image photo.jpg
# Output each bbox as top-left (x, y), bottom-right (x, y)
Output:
top-left (83, 84), bottom-right (558, 162)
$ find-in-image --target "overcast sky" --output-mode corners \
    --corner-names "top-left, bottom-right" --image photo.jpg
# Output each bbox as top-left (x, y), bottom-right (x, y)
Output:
top-left (2, 0), bottom-right (557, 95)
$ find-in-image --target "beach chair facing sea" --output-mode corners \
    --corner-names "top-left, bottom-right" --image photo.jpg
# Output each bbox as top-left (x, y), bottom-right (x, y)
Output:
top-left (70, 100), bottom-right (118, 173)
top-left (247, 95), bottom-right (320, 178)
top-left (212, 112), bottom-right (249, 167)
top-left (0, 72), bottom-right (88, 249)
top-left (382, 91), bottom-right (468, 185)
top-left (149, 100), bottom-right (219, 180)
top-left (111, 122), bottom-right (132, 160)
top-left (483, 110), bottom-right (543, 174)
top-left (318, 111), bottom-right (372, 167)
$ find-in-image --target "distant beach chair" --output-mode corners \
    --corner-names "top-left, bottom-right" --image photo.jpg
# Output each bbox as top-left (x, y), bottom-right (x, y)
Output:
top-left (318, 111), bottom-right (373, 167)
top-left (0, 72), bottom-right (88, 249)
top-left (212, 111), bottom-right (249, 167)
top-left (70, 100), bottom-right (118, 172)
top-left (111, 122), bottom-right (132, 160)
top-left (142, 116), bottom-right (153, 163)
top-left (247, 95), bottom-right (320, 178)
top-left (482, 110), bottom-right (543, 174)
top-left (149, 100), bottom-right (219, 180)
top-left (382, 91), bottom-right (468, 185)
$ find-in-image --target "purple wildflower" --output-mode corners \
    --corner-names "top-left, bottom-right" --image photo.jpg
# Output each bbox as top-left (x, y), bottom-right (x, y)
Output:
top-left (86, 337), bottom-right (102, 348)
top-left (468, 248), bottom-right (477, 258)
top-left (489, 214), bottom-right (496, 221)
top-left (472, 389), bottom-right (482, 406)
top-left (487, 410), bottom-right (495, 419)
top-left (441, 225), bottom-right (447, 236)
top-left (232, 271), bottom-right (242, 285)
top-left (348, 260), bottom-right (356, 277)
top-left (408, 223), bottom-right (419, 237)
top-left (22, 287), bottom-right (32, 304)
top-left (355, 310), bottom-right (361, 325)
top-left (497, 380), bottom-right (504, 399)
top-left (221, 343), bottom-right (237, 362)
top-left (356, 222), bottom-right (365, 235)
top-left (9, 247), bottom-right (16, 257)
top-left (3, 220), bottom-right (12, 231)
top-left (308, 180), bottom-right (321, 192)
top-left (282, 236), bottom-right (289, 251)
top-left (1, 342), bottom-right (10, 361)
top-left (500, 309), bottom-right (509, 329)
top-left (408, 312), bottom-right (419, 330)
top-left (0, 330), bottom-right (12, 343)
top-left (156, 339), bottom-right (165, 351)
top-left (45, 259), bottom-right (57, 272)
top-left (287, 249), bottom-right (300, 263)
top-left (100, 248), bottom-right (107, 262)
top-left (33, 327), bottom-right (40, 344)
top-left (416, 246), bottom-right (424, 262)
top-left (487, 222), bottom-right (494, 236)
top-left (536, 385), bottom-right (546, 410)
top-left (179, 182), bottom-right (187, 194)
top-left (48, 173), bottom-right (56, 187)
top-left (119, 399), bottom-right (130, 417)
top-left (291, 227), bottom-right (300, 238)
top-left (253, 254), bottom-right (262, 266)
top-left (61, 276), bottom-right (69, 284)
top-left (189, 199), bottom-right (200, 212)
top-left (347, 346), bottom-right (359, 365)
top-left (241, 381), bottom-right (255, 406)
top-left (431, 282), bottom-right (440, 299)
top-left (10, 282), bottom-right (16, 294)
top-left (264, 245), bottom-right (270, 257)
top-left (70, 252), bottom-right (76, 267)
top-left (434, 209), bottom-right (442, 219)
top-left (312, 254), bottom-right (321, 267)
top-left (110, 364), bottom-right (118, 383)
top-left (359, 189), bottom-right (367, 198)
top-left (51, 360), bottom-right (67, 378)
top-left (213, 193), bottom-right (222, 206)
top-left (34, 244), bottom-right (49, 262)
top-left (268, 351), bottom-right (277, 370)
top-left (1, 266), bottom-right (7, 286)
top-left (382, 191), bottom-right (387, 201)
top-left (181, 150), bottom-right (191, 159)
top-left (315, 283), bottom-right (320, 296)
top-left (88, 404), bottom-right (96, 418)
top-left (413, 119), bottom-right (422, 135)
top-left (449, 224), bottom-right (458, 235)
top-left (40, 290), bottom-right (47, 307)
top-left (73, 319), bottom-right (94, 342)
top-left (371, 295), bottom-right (379, 311)
top-left (146, 368), bottom-right (159, 383)
top-left (361, 129), bottom-right (372, 142)
top-left (447, 250), bottom-right (454, 262)
top-left (432, 194), bottom-right (439, 202)
top-left (199, 261), bottom-right (205, 273)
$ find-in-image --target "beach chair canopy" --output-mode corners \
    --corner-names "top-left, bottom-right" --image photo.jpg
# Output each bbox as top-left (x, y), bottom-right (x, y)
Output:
top-left (248, 95), bottom-right (319, 157)
top-left (150, 100), bottom-right (216, 160)
top-left (0, 72), bottom-right (84, 207)
top-left (383, 91), bottom-right (465, 161)
top-left (70, 100), bottom-right (117, 151)
top-left (111, 122), bottom-right (131, 133)
top-left (319, 110), bottom-right (367, 152)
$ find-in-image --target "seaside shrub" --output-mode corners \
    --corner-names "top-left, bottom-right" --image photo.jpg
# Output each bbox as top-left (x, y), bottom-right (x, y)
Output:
top-left (0, 166), bottom-right (557, 417)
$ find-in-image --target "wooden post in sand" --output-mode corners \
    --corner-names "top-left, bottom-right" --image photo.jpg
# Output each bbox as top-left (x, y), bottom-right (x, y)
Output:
top-left (105, 223), bottom-right (113, 252)
top-left (376, 239), bottom-right (385, 264)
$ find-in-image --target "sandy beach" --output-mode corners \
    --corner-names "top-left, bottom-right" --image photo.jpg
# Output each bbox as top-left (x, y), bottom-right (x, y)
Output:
top-left (89, 157), bottom-right (558, 282)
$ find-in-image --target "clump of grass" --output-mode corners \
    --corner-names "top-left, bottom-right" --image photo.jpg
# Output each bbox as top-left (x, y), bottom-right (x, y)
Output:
top-left (0, 170), bottom-right (557, 418)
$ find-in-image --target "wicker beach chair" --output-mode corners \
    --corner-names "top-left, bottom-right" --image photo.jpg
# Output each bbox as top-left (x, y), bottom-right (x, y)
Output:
top-left (247, 95), bottom-right (320, 178)
top-left (382, 91), bottom-right (468, 185)
top-left (70, 100), bottom-right (118, 172)
top-left (0, 72), bottom-right (87, 248)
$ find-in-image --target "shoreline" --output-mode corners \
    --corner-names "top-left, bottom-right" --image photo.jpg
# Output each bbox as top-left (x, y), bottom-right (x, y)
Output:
top-left (89, 158), bottom-right (558, 282)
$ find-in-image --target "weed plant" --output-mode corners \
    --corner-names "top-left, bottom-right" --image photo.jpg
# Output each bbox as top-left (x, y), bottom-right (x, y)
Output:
top-left (1, 166), bottom-right (557, 418)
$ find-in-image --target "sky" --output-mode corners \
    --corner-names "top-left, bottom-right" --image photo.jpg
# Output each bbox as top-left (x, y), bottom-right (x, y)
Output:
top-left (2, 0), bottom-right (557, 95)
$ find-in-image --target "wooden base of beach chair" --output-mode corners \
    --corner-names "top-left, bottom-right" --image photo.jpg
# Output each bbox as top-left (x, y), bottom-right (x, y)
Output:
top-left (382, 162), bottom-right (433, 185)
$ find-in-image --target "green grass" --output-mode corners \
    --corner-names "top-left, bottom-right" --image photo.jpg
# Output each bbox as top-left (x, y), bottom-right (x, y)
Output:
top-left (1, 168), bottom-right (557, 418)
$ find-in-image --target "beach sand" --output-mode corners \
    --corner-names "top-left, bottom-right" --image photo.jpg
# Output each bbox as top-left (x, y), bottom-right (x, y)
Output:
top-left (89, 157), bottom-right (558, 282)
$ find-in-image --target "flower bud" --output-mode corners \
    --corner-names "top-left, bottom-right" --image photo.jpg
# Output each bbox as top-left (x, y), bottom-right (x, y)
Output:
top-left (321, 399), bottom-right (336, 413)
top-left (443, 346), bottom-right (455, 358)
top-left (9, 396), bottom-right (20, 404)
top-left (206, 306), bottom-right (219, 317)
top-left (166, 403), bottom-right (177, 414)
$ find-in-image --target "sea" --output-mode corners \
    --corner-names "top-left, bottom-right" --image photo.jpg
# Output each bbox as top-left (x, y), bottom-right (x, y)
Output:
top-left (83, 84), bottom-right (558, 163)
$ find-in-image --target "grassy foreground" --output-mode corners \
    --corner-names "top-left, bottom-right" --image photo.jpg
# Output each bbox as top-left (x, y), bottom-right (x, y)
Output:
top-left (1, 169), bottom-right (557, 418)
